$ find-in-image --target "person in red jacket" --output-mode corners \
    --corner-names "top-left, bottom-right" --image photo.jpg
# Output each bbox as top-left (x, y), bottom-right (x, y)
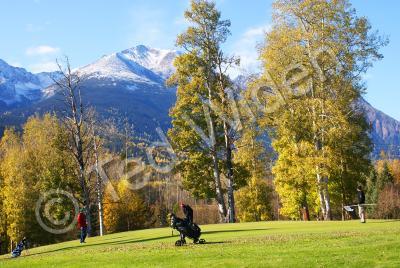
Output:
top-left (77, 209), bottom-right (87, 243)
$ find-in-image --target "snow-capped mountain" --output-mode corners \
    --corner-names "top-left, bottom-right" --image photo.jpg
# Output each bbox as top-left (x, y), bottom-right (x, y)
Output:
top-left (0, 45), bottom-right (178, 106)
top-left (0, 59), bottom-right (57, 107)
top-left (0, 45), bottom-right (399, 157)
top-left (0, 45), bottom-right (178, 138)
top-left (77, 45), bottom-right (177, 86)
top-left (119, 45), bottom-right (177, 79)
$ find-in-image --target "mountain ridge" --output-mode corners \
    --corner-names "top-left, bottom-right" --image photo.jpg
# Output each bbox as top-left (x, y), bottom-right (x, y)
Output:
top-left (0, 45), bottom-right (399, 157)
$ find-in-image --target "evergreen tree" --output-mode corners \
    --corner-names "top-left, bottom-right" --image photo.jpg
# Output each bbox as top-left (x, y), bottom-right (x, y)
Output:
top-left (366, 169), bottom-right (378, 204)
top-left (377, 161), bottom-right (394, 190)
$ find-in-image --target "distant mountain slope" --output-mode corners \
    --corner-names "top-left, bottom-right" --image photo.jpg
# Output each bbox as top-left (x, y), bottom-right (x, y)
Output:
top-left (0, 45), bottom-right (177, 138)
top-left (0, 45), bottom-right (399, 157)
top-left (0, 59), bottom-right (58, 108)
top-left (359, 98), bottom-right (400, 157)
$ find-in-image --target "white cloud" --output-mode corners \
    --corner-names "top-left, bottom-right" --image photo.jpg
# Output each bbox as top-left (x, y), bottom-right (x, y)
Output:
top-left (229, 24), bottom-right (271, 77)
top-left (28, 61), bottom-right (59, 73)
top-left (26, 45), bottom-right (60, 56)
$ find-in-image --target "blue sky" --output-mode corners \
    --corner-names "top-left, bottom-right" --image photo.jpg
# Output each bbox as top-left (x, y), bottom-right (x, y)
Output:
top-left (0, 0), bottom-right (398, 120)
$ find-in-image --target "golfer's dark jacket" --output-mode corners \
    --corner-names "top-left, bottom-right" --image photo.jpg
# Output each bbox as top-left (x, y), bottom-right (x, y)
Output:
top-left (358, 190), bottom-right (365, 204)
top-left (182, 205), bottom-right (193, 222)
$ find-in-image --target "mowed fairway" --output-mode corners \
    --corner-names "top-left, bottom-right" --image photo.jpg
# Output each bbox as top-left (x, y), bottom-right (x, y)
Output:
top-left (0, 220), bottom-right (399, 267)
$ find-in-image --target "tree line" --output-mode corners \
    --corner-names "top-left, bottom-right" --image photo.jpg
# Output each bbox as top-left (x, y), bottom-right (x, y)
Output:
top-left (168, 0), bottom-right (391, 223)
top-left (1, 0), bottom-right (399, 254)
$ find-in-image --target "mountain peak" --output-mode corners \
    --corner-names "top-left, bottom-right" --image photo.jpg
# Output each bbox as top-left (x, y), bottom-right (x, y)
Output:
top-left (135, 44), bottom-right (150, 54)
top-left (121, 45), bottom-right (150, 56)
top-left (78, 45), bottom-right (178, 84)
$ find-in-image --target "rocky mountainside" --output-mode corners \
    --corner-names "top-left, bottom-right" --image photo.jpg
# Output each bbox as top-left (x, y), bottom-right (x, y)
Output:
top-left (0, 59), bottom-right (58, 109)
top-left (0, 45), bottom-right (177, 139)
top-left (0, 45), bottom-right (399, 157)
top-left (359, 98), bottom-right (400, 157)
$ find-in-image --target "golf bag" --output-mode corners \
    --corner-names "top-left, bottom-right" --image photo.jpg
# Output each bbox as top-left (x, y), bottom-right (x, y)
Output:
top-left (170, 213), bottom-right (205, 246)
top-left (11, 238), bottom-right (28, 258)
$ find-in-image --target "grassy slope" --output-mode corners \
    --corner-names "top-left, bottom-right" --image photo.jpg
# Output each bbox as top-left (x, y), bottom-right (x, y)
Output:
top-left (0, 220), bottom-right (399, 267)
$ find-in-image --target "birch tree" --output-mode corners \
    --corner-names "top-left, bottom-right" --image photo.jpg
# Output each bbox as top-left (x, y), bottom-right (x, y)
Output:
top-left (259, 0), bottom-right (387, 220)
top-left (168, 0), bottom-right (241, 222)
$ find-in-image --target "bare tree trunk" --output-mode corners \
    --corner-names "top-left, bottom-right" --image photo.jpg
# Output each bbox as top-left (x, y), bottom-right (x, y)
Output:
top-left (54, 57), bottom-right (92, 235)
top-left (304, 204), bottom-right (310, 221)
top-left (224, 121), bottom-right (235, 223)
top-left (92, 130), bottom-right (104, 236)
top-left (204, 102), bottom-right (227, 221)
top-left (204, 63), bottom-right (227, 222)
top-left (217, 59), bottom-right (235, 223)
top-left (302, 191), bottom-right (310, 221)
top-left (317, 172), bottom-right (332, 220)
top-left (340, 168), bottom-right (348, 221)
top-left (212, 150), bottom-right (227, 221)
top-left (323, 184), bottom-right (332, 220)
top-left (320, 101), bottom-right (332, 221)
top-left (77, 141), bottom-right (92, 235)
top-left (317, 171), bottom-right (327, 219)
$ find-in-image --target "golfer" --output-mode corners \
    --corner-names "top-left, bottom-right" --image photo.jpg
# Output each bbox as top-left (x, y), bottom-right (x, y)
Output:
top-left (357, 186), bottom-right (366, 223)
top-left (77, 209), bottom-right (88, 243)
top-left (180, 203), bottom-right (193, 224)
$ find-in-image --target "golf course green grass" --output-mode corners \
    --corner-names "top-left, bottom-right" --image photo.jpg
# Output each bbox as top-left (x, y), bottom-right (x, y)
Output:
top-left (1, 220), bottom-right (399, 267)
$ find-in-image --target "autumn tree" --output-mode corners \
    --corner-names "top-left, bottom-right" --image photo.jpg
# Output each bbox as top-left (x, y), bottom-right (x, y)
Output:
top-left (234, 85), bottom-right (274, 221)
top-left (0, 115), bottom-right (80, 248)
top-left (103, 180), bottom-right (151, 233)
top-left (168, 0), bottom-right (243, 222)
top-left (258, 0), bottom-right (386, 220)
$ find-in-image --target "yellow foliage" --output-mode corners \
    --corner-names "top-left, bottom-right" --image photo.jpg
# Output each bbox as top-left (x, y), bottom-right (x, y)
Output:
top-left (103, 179), bottom-right (150, 233)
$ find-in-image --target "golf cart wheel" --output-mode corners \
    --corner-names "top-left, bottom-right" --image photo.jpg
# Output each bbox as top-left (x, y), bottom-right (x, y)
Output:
top-left (175, 240), bottom-right (183, 247)
top-left (199, 239), bottom-right (206, 244)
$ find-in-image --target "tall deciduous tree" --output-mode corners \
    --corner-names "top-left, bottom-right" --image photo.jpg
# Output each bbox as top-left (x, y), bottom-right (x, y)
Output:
top-left (168, 0), bottom-right (241, 222)
top-left (54, 57), bottom-right (94, 234)
top-left (259, 0), bottom-right (387, 219)
top-left (234, 85), bottom-right (274, 221)
top-left (0, 115), bottom-right (80, 248)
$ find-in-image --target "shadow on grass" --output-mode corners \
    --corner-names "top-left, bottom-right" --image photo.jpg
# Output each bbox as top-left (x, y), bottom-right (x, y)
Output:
top-left (203, 228), bottom-right (270, 235)
top-left (96, 236), bottom-right (126, 241)
top-left (15, 227), bottom-right (270, 258)
top-left (203, 241), bottom-right (226, 245)
top-left (24, 235), bottom-right (174, 257)
top-left (369, 219), bottom-right (400, 223)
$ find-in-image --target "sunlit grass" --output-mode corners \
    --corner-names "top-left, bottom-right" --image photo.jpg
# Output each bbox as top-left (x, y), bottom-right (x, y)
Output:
top-left (1, 220), bottom-right (399, 267)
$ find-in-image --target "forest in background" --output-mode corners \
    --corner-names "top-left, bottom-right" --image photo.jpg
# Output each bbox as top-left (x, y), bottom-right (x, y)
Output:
top-left (1, 0), bottom-right (400, 254)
